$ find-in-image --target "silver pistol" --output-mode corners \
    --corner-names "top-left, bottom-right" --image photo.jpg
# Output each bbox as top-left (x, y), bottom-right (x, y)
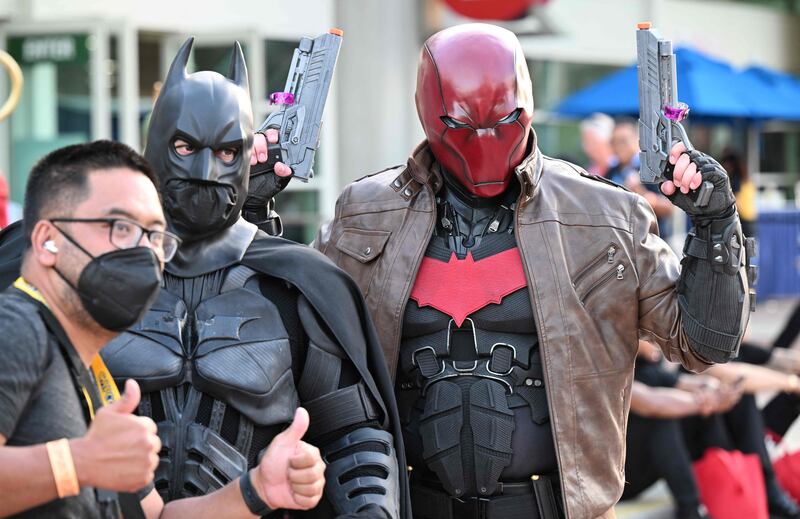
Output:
top-left (253, 28), bottom-right (343, 181)
top-left (636, 22), bottom-right (712, 207)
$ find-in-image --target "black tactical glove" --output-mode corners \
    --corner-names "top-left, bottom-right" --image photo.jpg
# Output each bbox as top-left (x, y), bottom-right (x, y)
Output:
top-left (246, 129), bottom-right (292, 209)
top-left (243, 131), bottom-right (292, 236)
top-left (242, 196), bottom-right (285, 236)
top-left (663, 149), bottom-right (736, 221)
top-left (244, 167), bottom-right (291, 212)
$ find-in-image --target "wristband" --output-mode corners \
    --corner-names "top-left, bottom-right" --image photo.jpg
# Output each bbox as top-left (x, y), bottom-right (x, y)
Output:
top-left (45, 439), bottom-right (80, 498)
top-left (240, 469), bottom-right (272, 516)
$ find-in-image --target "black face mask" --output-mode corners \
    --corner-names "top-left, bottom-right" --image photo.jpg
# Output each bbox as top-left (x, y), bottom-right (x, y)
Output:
top-left (54, 236), bottom-right (162, 332)
top-left (163, 179), bottom-right (239, 242)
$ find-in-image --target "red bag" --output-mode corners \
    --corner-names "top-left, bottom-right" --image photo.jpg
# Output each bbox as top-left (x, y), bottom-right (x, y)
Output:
top-left (692, 448), bottom-right (768, 519)
top-left (774, 450), bottom-right (800, 503)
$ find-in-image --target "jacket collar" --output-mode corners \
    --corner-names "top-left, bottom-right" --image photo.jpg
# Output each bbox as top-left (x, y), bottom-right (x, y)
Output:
top-left (405, 129), bottom-right (543, 203)
top-left (514, 130), bottom-right (544, 203)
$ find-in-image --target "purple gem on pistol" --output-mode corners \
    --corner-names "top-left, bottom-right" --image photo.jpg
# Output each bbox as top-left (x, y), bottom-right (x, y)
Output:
top-left (663, 103), bottom-right (690, 122)
top-left (270, 92), bottom-right (295, 105)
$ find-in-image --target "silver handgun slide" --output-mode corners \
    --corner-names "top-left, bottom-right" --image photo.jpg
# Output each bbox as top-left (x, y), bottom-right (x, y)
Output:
top-left (252, 28), bottom-right (343, 182)
top-left (636, 22), bottom-right (712, 207)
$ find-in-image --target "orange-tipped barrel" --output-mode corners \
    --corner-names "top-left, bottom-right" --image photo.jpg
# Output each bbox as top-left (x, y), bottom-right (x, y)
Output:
top-left (329, 28), bottom-right (344, 36)
top-left (637, 21), bottom-right (652, 30)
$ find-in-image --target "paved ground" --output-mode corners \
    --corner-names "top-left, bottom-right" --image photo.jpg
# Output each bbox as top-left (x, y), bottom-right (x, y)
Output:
top-left (613, 296), bottom-right (800, 518)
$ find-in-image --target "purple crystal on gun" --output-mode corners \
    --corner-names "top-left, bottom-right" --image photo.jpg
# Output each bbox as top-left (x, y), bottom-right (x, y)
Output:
top-left (270, 92), bottom-right (295, 105)
top-left (663, 103), bottom-right (689, 122)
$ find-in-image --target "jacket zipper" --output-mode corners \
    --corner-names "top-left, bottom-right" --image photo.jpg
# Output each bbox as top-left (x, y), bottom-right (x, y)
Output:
top-left (580, 263), bottom-right (626, 306)
top-left (514, 193), bottom-right (572, 518)
top-left (571, 243), bottom-right (618, 289)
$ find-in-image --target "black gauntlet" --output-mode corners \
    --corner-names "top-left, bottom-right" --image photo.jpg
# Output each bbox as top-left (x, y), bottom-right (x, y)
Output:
top-left (322, 428), bottom-right (399, 519)
top-left (242, 197), bottom-right (284, 236)
top-left (296, 298), bottom-right (400, 518)
top-left (671, 150), bottom-right (756, 363)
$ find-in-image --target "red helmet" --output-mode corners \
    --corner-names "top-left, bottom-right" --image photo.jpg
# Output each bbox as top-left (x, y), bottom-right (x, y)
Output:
top-left (416, 24), bottom-right (533, 198)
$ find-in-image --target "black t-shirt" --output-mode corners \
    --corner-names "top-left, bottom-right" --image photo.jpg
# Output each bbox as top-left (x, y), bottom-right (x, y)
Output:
top-left (0, 287), bottom-right (121, 518)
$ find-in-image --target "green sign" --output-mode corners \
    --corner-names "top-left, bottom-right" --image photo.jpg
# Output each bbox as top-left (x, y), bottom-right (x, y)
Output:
top-left (7, 34), bottom-right (89, 66)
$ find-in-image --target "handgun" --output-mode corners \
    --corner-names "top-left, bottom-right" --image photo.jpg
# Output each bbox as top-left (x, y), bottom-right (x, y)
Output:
top-left (636, 22), bottom-right (713, 207)
top-left (251, 28), bottom-right (343, 182)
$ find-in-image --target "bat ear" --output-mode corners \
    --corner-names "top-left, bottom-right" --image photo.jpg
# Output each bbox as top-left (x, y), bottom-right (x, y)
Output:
top-left (227, 41), bottom-right (249, 91)
top-left (164, 37), bottom-right (193, 89)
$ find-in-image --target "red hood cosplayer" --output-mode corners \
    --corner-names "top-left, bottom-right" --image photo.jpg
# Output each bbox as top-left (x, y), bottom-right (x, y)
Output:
top-left (250, 22), bottom-right (751, 519)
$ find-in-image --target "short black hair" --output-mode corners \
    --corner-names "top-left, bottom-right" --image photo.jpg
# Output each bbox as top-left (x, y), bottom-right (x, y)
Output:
top-left (23, 140), bottom-right (160, 245)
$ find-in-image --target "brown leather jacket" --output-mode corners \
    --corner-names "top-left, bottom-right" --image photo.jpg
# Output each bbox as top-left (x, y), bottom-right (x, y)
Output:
top-left (314, 140), bottom-right (714, 519)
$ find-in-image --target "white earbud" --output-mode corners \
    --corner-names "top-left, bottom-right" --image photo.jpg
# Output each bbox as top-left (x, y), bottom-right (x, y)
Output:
top-left (43, 240), bottom-right (58, 253)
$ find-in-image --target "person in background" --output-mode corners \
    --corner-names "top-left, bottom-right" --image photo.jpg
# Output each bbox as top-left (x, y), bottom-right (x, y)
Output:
top-left (579, 112), bottom-right (616, 177)
top-left (624, 340), bottom-right (744, 519)
top-left (608, 119), bottom-right (674, 237)
top-left (624, 340), bottom-right (800, 519)
top-left (720, 149), bottom-right (757, 238)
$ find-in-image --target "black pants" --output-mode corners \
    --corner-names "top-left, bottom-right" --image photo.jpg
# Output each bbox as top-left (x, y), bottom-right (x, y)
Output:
top-left (773, 302), bottom-right (800, 350)
top-left (622, 412), bottom-right (702, 511)
top-left (764, 392), bottom-right (800, 437)
top-left (683, 395), bottom-right (780, 495)
top-left (735, 342), bottom-right (800, 437)
top-left (624, 395), bottom-right (782, 510)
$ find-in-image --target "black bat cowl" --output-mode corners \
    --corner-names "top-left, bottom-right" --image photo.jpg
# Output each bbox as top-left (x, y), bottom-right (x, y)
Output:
top-left (145, 38), bottom-right (254, 244)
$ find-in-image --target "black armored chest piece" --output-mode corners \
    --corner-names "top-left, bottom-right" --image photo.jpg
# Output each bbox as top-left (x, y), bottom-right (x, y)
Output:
top-left (101, 266), bottom-right (299, 500)
top-left (396, 177), bottom-right (557, 499)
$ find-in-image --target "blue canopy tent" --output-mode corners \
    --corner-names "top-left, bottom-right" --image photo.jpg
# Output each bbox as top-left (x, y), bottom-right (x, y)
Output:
top-left (740, 66), bottom-right (800, 121)
top-left (553, 48), bottom-right (800, 120)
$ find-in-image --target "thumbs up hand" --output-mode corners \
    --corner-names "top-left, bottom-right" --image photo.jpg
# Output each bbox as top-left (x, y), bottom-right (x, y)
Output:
top-left (70, 379), bottom-right (161, 492)
top-left (252, 407), bottom-right (326, 510)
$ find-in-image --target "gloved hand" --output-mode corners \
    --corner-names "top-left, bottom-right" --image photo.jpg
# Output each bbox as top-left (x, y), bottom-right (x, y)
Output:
top-left (245, 129), bottom-right (293, 213)
top-left (660, 142), bottom-right (736, 220)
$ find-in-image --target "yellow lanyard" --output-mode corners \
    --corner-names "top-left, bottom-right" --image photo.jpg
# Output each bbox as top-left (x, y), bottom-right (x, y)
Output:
top-left (13, 277), bottom-right (120, 418)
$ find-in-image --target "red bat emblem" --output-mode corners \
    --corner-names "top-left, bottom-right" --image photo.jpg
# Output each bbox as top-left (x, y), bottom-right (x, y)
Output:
top-left (410, 247), bottom-right (528, 326)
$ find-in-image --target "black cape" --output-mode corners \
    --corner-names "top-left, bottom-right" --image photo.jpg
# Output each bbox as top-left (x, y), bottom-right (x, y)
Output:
top-left (0, 221), bottom-right (411, 519)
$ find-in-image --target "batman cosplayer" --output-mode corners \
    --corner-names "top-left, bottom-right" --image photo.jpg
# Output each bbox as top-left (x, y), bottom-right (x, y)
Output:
top-left (0, 40), bottom-right (407, 519)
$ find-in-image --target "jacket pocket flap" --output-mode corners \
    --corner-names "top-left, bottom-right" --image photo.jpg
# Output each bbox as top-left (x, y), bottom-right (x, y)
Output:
top-left (336, 228), bottom-right (391, 263)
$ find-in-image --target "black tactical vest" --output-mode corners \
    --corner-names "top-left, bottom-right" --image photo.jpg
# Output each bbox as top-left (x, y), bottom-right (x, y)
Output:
top-left (397, 182), bottom-right (557, 499)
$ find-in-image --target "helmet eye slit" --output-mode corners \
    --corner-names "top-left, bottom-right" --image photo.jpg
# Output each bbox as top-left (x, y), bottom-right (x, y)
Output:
top-left (440, 115), bottom-right (473, 130)
top-left (495, 108), bottom-right (522, 126)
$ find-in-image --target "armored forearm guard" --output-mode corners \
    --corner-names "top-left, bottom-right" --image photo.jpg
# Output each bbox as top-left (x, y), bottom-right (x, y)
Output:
top-left (242, 195), bottom-right (284, 236)
top-left (321, 427), bottom-right (400, 519)
top-left (678, 209), bottom-right (756, 363)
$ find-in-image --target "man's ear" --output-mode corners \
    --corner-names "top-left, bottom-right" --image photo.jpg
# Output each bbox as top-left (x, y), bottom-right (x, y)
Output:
top-left (30, 221), bottom-right (58, 267)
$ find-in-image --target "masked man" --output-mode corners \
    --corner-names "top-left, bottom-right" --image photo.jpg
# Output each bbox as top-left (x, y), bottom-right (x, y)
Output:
top-left (252, 23), bottom-right (751, 519)
top-left (0, 39), bottom-right (406, 519)
top-left (0, 140), bottom-right (327, 519)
